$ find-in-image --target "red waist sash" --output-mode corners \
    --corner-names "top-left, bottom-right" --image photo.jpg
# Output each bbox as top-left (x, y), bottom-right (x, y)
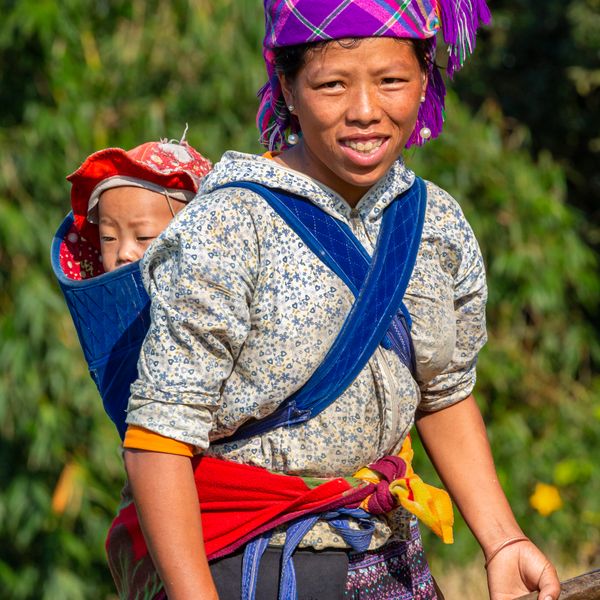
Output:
top-left (105, 437), bottom-right (453, 598)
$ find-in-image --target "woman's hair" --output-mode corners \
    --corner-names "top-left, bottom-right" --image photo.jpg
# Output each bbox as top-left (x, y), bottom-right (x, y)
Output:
top-left (274, 37), bottom-right (432, 82)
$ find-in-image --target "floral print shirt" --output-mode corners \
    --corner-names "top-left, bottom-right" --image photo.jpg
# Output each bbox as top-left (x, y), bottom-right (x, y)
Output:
top-left (126, 151), bottom-right (487, 547)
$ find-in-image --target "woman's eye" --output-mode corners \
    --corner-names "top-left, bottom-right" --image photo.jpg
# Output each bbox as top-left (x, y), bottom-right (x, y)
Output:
top-left (320, 80), bottom-right (343, 89)
top-left (382, 77), bottom-right (405, 85)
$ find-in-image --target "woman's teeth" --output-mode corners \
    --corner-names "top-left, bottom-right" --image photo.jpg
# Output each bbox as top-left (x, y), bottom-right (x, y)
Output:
top-left (343, 139), bottom-right (384, 153)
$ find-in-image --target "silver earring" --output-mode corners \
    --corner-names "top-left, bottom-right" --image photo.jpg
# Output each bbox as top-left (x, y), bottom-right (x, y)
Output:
top-left (288, 104), bottom-right (295, 112)
top-left (419, 126), bottom-right (432, 140)
top-left (420, 96), bottom-right (426, 103)
top-left (287, 132), bottom-right (299, 145)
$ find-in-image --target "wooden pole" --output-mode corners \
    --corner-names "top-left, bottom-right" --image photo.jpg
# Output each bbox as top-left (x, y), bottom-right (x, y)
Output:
top-left (516, 569), bottom-right (600, 600)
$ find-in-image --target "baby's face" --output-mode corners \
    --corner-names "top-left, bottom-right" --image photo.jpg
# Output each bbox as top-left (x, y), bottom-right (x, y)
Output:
top-left (98, 186), bottom-right (183, 272)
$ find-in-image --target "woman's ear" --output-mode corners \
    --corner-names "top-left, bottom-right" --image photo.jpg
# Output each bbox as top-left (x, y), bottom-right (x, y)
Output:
top-left (277, 73), bottom-right (295, 114)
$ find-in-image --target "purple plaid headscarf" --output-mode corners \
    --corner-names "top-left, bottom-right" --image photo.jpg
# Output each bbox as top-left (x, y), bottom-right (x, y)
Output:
top-left (257, 0), bottom-right (491, 150)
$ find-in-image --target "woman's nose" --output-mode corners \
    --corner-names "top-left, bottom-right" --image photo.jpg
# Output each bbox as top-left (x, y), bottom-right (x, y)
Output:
top-left (346, 84), bottom-right (381, 125)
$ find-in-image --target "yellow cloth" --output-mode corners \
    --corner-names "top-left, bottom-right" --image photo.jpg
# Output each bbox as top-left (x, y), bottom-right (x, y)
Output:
top-left (354, 436), bottom-right (454, 544)
top-left (123, 425), bottom-right (195, 457)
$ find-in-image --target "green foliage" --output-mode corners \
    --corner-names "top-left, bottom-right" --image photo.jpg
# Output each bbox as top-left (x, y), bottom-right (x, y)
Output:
top-left (407, 95), bottom-right (600, 567)
top-left (453, 0), bottom-right (600, 235)
top-left (0, 1), bottom-right (598, 597)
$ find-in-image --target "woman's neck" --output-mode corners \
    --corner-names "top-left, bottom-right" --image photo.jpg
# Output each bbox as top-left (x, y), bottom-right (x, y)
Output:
top-left (272, 144), bottom-right (371, 208)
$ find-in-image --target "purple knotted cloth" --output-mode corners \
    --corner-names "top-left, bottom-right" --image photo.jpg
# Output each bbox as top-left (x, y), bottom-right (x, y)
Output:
top-left (363, 455), bottom-right (408, 515)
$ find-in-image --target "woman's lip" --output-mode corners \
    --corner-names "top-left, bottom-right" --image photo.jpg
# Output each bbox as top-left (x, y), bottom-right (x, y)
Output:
top-left (339, 134), bottom-right (388, 143)
top-left (338, 137), bottom-right (390, 167)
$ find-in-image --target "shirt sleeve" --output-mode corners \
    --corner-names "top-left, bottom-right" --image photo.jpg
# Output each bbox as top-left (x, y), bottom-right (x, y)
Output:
top-left (126, 190), bottom-right (260, 449)
top-left (416, 187), bottom-right (488, 412)
top-left (123, 425), bottom-right (195, 457)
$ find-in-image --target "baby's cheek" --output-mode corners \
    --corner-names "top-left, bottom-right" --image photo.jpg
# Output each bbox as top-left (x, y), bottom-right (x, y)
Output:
top-left (99, 247), bottom-right (116, 272)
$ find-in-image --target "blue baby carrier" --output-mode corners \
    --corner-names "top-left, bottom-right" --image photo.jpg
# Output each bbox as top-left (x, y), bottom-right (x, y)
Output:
top-left (51, 215), bottom-right (150, 440)
top-left (51, 177), bottom-right (426, 442)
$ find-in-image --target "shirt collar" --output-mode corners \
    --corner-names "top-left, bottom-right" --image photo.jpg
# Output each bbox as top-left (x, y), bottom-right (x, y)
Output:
top-left (201, 151), bottom-right (416, 223)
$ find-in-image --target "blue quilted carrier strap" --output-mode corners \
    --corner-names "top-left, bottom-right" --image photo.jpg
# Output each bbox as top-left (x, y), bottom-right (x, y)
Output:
top-left (216, 178), bottom-right (427, 444)
top-left (245, 184), bottom-right (415, 369)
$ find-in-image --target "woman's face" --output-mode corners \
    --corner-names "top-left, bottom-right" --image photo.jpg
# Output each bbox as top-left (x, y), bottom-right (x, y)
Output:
top-left (280, 37), bottom-right (426, 205)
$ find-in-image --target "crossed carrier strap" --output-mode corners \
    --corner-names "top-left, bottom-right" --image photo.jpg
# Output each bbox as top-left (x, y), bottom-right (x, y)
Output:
top-left (215, 177), bottom-right (427, 445)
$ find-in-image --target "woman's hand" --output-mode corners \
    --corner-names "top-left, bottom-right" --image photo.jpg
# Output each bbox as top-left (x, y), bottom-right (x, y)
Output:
top-left (485, 538), bottom-right (560, 600)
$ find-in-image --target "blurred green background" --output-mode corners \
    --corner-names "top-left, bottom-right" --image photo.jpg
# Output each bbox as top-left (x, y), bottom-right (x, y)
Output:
top-left (0, 1), bottom-right (598, 598)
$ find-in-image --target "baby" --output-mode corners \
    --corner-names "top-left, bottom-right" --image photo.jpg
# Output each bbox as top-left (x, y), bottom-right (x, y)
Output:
top-left (52, 136), bottom-right (212, 440)
top-left (66, 137), bottom-right (212, 274)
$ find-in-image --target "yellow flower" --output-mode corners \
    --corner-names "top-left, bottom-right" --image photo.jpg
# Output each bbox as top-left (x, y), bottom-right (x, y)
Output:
top-left (51, 462), bottom-right (84, 517)
top-left (530, 482), bottom-right (563, 517)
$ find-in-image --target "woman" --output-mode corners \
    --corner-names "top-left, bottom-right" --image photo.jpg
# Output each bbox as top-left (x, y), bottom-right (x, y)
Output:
top-left (114, 1), bottom-right (561, 599)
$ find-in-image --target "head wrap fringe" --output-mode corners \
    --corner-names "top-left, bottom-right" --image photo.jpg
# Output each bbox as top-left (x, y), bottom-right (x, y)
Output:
top-left (438, 0), bottom-right (492, 76)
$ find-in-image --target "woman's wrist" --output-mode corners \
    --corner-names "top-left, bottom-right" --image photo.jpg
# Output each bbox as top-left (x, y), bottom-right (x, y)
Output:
top-left (484, 535), bottom-right (531, 569)
top-left (475, 519), bottom-right (526, 553)
top-left (473, 520), bottom-right (528, 561)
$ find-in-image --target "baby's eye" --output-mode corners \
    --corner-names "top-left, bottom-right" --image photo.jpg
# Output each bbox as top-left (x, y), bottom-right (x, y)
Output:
top-left (100, 235), bottom-right (116, 242)
top-left (137, 235), bottom-right (157, 243)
